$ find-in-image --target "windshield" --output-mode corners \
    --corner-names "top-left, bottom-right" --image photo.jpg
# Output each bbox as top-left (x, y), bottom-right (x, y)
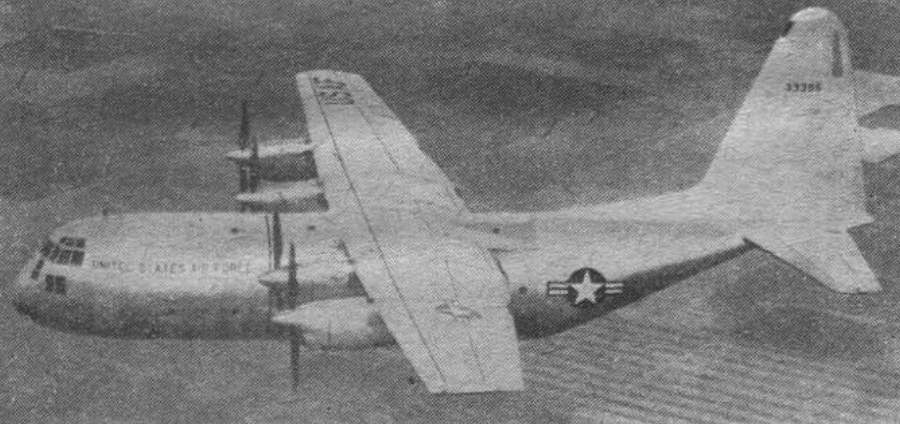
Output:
top-left (40, 237), bottom-right (86, 266)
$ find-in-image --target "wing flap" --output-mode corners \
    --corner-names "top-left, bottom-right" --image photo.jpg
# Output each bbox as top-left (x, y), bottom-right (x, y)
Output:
top-left (747, 228), bottom-right (881, 293)
top-left (409, 302), bottom-right (523, 393)
top-left (372, 240), bottom-right (522, 393)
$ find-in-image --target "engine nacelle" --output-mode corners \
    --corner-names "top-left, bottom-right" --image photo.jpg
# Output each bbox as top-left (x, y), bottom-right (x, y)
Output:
top-left (258, 263), bottom-right (354, 290)
top-left (226, 141), bottom-right (318, 181)
top-left (233, 180), bottom-right (327, 212)
top-left (273, 297), bottom-right (393, 349)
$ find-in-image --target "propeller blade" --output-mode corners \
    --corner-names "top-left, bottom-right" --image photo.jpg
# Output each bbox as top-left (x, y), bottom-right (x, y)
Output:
top-left (290, 335), bottom-right (301, 391)
top-left (236, 100), bottom-right (252, 211)
top-left (238, 100), bottom-right (250, 150)
top-left (248, 140), bottom-right (260, 193)
top-left (286, 243), bottom-right (299, 309)
top-left (272, 212), bottom-right (283, 269)
top-left (238, 165), bottom-right (249, 192)
top-left (286, 242), bottom-right (301, 391)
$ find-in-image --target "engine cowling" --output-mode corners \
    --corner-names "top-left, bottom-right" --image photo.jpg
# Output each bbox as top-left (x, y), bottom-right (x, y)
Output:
top-left (272, 297), bottom-right (393, 349)
top-left (233, 180), bottom-right (326, 211)
top-left (258, 262), bottom-right (354, 290)
top-left (226, 141), bottom-right (318, 181)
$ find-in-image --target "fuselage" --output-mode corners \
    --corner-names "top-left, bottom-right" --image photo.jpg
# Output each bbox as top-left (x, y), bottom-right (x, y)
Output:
top-left (8, 186), bottom-right (755, 345)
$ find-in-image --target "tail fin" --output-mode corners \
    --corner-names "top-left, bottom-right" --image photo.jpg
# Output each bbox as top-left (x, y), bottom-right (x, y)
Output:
top-left (698, 8), bottom-right (880, 293)
top-left (698, 8), bottom-right (869, 226)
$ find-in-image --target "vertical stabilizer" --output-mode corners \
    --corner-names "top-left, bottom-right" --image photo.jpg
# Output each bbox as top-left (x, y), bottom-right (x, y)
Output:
top-left (698, 8), bottom-right (868, 226)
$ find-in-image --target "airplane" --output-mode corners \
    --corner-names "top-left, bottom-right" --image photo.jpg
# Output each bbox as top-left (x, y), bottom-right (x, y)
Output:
top-left (9, 7), bottom-right (900, 394)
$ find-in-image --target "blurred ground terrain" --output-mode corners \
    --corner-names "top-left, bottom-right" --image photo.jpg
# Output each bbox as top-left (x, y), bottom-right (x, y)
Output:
top-left (4, 0), bottom-right (900, 423)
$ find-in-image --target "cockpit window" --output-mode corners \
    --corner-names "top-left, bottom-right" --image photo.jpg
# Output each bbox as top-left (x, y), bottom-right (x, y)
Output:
top-left (49, 246), bottom-right (61, 261)
top-left (60, 237), bottom-right (86, 248)
top-left (40, 237), bottom-right (86, 266)
top-left (44, 274), bottom-right (66, 295)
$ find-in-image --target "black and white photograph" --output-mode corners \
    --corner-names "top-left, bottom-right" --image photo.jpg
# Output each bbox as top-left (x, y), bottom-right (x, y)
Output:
top-left (3, 1), bottom-right (900, 423)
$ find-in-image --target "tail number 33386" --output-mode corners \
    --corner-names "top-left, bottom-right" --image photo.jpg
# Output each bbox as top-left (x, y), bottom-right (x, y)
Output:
top-left (786, 82), bottom-right (822, 93)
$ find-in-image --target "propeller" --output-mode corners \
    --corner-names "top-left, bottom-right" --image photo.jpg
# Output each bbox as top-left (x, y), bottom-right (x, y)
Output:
top-left (238, 100), bottom-right (250, 150)
top-left (262, 213), bottom-right (304, 391)
top-left (248, 140), bottom-right (260, 192)
top-left (272, 212), bottom-right (283, 269)
top-left (236, 100), bottom-right (261, 211)
top-left (286, 242), bottom-right (302, 391)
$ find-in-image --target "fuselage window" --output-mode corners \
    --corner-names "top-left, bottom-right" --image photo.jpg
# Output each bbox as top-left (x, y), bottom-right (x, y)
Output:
top-left (44, 274), bottom-right (66, 295)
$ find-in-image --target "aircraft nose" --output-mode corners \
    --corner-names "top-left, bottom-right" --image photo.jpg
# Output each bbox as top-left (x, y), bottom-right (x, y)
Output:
top-left (8, 257), bottom-right (42, 320)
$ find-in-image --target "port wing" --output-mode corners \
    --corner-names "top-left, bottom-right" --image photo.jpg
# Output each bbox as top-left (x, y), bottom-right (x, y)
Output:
top-left (297, 70), bottom-right (466, 216)
top-left (295, 70), bottom-right (522, 393)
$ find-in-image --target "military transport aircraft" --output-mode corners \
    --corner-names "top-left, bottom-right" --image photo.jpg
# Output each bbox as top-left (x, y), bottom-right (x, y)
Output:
top-left (9, 8), bottom-right (900, 394)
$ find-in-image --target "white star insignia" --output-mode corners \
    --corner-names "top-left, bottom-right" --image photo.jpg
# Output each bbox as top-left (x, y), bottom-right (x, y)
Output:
top-left (569, 271), bottom-right (605, 304)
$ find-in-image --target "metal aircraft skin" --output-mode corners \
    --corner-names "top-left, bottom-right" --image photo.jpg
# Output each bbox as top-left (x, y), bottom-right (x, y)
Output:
top-left (9, 8), bottom-right (900, 394)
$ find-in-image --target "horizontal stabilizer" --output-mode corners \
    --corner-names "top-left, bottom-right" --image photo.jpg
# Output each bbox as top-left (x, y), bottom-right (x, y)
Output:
top-left (746, 227), bottom-right (880, 293)
top-left (860, 127), bottom-right (900, 163)
top-left (855, 70), bottom-right (900, 117)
